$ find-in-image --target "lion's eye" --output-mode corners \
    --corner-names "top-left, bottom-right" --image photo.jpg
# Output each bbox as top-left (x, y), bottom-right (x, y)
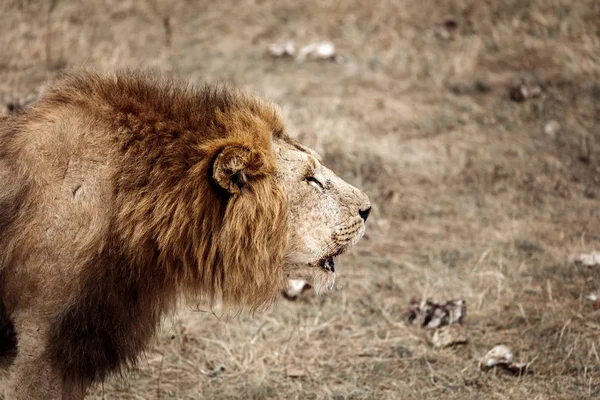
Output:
top-left (306, 176), bottom-right (324, 190)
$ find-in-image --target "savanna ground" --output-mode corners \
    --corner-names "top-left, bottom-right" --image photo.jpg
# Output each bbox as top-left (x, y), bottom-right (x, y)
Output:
top-left (1, 0), bottom-right (599, 398)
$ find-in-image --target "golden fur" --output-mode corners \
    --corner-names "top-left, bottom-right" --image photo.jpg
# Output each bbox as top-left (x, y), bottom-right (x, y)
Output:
top-left (0, 70), bottom-right (292, 398)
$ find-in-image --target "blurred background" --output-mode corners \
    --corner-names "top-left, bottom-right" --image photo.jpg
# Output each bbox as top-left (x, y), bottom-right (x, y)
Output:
top-left (1, 0), bottom-right (599, 398)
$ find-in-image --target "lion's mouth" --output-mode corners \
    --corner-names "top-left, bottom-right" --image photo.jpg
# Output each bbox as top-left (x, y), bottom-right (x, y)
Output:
top-left (319, 256), bottom-right (336, 273)
top-left (316, 246), bottom-right (347, 274)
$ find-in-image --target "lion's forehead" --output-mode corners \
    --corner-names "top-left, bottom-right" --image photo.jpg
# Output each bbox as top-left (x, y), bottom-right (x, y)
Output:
top-left (275, 145), bottom-right (311, 163)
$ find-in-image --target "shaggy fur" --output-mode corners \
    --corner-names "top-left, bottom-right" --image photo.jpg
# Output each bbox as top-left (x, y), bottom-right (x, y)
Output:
top-left (0, 70), bottom-right (291, 397)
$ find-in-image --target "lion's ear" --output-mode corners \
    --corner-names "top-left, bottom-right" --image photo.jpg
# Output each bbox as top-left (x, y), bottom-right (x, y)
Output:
top-left (212, 145), bottom-right (255, 194)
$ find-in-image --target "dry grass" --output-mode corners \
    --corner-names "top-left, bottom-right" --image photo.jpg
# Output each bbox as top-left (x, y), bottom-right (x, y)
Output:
top-left (1, 0), bottom-right (599, 398)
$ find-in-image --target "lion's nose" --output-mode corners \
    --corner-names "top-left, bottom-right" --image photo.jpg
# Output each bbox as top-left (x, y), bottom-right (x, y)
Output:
top-left (358, 206), bottom-right (371, 222)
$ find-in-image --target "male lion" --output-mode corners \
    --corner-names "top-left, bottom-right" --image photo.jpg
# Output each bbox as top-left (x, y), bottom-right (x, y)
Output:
top-left (0, 70), bottom-right (370, 399)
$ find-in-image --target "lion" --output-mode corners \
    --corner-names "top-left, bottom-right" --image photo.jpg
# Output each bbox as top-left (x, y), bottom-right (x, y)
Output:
top-left (0, 70), bottom-right (371, 399)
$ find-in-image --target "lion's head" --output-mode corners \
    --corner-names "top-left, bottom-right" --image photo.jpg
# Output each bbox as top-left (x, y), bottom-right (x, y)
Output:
top-left (202, 93), bottom-right (370, 305)
top-left (190, 90), bottom-right (371, 308)
top-left (272, 139), bottom-right (371, 293)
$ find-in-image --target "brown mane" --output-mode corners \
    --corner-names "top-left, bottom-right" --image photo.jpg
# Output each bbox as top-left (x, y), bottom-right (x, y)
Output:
top-left (0, 70), bottom-right (289, 388)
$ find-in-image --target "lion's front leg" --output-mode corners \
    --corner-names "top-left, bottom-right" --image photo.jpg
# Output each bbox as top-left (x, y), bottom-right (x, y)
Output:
top-left (5, 316), bottom-right (88, 400)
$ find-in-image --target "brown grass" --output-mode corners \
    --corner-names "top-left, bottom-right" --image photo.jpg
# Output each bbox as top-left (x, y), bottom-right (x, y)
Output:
top-left (1, 0), bottom-right (599, 398)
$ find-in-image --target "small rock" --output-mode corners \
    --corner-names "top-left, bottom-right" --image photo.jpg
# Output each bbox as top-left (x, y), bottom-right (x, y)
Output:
top-left (200, 365), bottom-right (226, 378)
top-left (431, 325), bottom-right (468, 348)
top-left (480, 345), bottom-right (532, 375)
top-left (431, 19), bottom-right (459, 40)
top-left (544, 120), bottom-right (560, 138)
top-left (569, 252), bottom-right (600, 267)
top-left (509, 76), bottom-right (542, 102)
top-left (286, 368), bottom-right (306, 378)
top-left (407, 299), bottom-right (466, 329)
top-left (481, 345), bottom-right (514, 367)
top-left (579, 135), bottom-right (592, 163)
top-left (296, 42), bottom-right (336, 62)
top-left (587, 293), bottom-right (600, 310)
top-left (270, 41), bottom-right (338, 63)
top-left (268, 40), bottom-right (296, 57)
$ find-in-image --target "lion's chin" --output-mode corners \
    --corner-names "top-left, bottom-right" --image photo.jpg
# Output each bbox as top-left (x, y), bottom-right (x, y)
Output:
top-left (309, 256), bottom-right (337, 293)
top-left (308, 267), bottom-right (336, 294)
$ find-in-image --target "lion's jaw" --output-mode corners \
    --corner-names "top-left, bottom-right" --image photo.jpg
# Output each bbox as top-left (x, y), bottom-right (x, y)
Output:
top-left (273, 138), bottom-right (371, 293)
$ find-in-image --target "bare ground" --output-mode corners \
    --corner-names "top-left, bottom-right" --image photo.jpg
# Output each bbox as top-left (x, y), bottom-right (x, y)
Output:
top-left (1, 0), bottom-right (600, 399)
